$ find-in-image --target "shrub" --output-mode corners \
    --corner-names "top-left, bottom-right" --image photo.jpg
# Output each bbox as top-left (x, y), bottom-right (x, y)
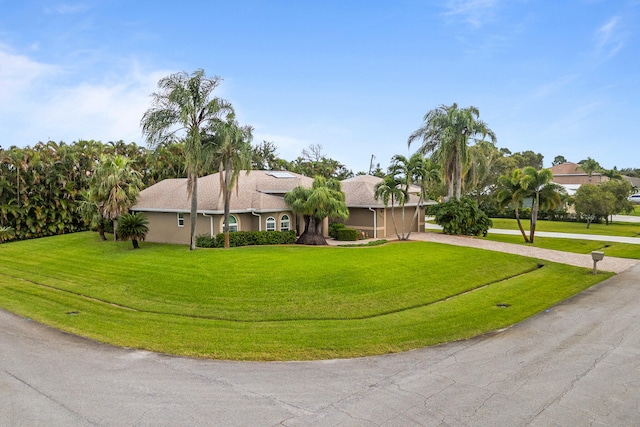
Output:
top-left (116, 213), bottom-right (149, 249)
top-left (336, 228), bottom-right (360, 241)
top-left (434, 198), bottom-right (493, 236)
top-left (199, 230), bottom-right (297, 248)
top-left (328, 222), bottom-right (346, 239)
top-left (195, 234), bottom-right (217, 248)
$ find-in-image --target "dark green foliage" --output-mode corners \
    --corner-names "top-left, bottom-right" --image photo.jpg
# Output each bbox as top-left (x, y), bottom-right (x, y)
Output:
top-left (196, 231), bottom-right (296, 248)
top-left (116, 212), bottom-right (149, 248)
top-left (434, 198), bottom-right (493, 236)
top-left (336, 228), bottom-right (360, 241)
top-left (0, 140), bottom-right (187, 242)
top-left (328, 222), bottom-right (346, 238)
top-left (195, 234), bottom-right (217, 248)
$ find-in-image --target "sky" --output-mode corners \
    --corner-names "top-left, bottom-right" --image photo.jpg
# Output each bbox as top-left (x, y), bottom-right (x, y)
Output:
top-left (1, 0), bottom-right (638, 173)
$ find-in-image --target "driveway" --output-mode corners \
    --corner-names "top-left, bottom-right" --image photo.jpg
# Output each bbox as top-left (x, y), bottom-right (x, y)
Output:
top-left (3, 259), bottom-right (640, 425)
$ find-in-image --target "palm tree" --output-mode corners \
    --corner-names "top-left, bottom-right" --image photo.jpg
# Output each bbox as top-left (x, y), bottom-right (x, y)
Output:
top-left (519, 167), bottom-right (564, 243)
top-left (284, 177), bottom-right (349, 245)
top-left (602, 168), bottom-right (623, 181)
top-left (374, 175), bottom-right (406, 240)
top-left (387, 155), bottom-right (412, 239)
top-left (76, 189), bottom-right (107, 240)
top-left (141, 69), bottom-right (233, 250)
top-left (496, 169), bottom-right (530, 243)
top-left (209, 119), bottom-right (254, 249)
top-left (408, 103), bottom-right (496, 200)
top-left (117, 212), bottom-right (149, 249)
top-left (579, 157), bottom-right (601, 182)
top-left (91, 155), bottom-right (143, 240)
top-left (406, 153), bottom-right (440, 239)
top-left (0, 225), bottom-right (15, 243)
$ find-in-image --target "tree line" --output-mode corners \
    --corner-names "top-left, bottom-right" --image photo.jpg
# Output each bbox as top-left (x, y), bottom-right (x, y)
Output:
top-left (1, 69), bottom-right (636, 247)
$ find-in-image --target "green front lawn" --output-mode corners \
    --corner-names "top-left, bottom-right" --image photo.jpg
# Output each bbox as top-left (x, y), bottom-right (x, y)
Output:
top-left (489, 218), bottom-right (640, 237)
top-left (0, 232), bottom-right (611, 360)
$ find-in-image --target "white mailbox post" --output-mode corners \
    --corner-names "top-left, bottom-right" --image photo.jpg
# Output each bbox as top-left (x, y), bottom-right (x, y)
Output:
top-left (591, 251), bottom-right (605, 275)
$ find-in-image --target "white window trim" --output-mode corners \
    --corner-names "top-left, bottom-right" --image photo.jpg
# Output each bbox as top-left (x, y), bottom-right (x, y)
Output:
top-left (177, 212), bottom-right (185, 227)
top-left (266, 216), bottom-right (276, 231)
top-left (280, 214), bottom-right (290, 231)
top-left (222, 215), bottom-right (239, 233)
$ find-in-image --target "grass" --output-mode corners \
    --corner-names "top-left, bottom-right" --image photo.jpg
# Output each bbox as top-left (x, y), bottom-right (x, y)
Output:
top-left (0, 232), bottom-right (612, 360)
top-left (481, 233), bottom-right (640, 259)
top-left (627, 205), bottom-right (640, 217)
top-left (489, 218), bottom-right (640, 237)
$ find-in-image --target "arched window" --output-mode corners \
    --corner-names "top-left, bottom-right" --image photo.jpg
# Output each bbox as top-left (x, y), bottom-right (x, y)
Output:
top-left (280, 214), bottom-right (290, 231)
top-left (266, 216), bottom-right (276, 231)
top-left (223, 215), bottom-right (238, 232)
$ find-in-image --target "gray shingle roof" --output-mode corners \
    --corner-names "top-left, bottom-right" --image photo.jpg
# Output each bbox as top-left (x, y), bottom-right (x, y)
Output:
top-left (133, 171), bottom-right (427, 214)
top-left (132, 170), bottom-right (313, 213)
top-left (340, 175), bottom-right (422, 207)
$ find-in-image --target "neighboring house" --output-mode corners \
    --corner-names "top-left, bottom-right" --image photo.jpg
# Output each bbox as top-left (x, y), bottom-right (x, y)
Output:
top-left (623, 175), bottom-right (640, 193)
top-left (550, 162), bottom-right (608, 186)
top-left (339, 175), bottom-right (429, 239)
top-left (549, 162), bottom-right (609, 196)
top-left (132, 170), bottom-right (313, 244)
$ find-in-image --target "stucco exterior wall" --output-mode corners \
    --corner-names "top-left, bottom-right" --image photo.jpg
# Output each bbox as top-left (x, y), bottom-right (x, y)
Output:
top-left (142, 212), bottom-right (211, 245)
top-left (139, 210), bottom-right (300, 245)
top-left (383, 207), bottom-right (424, 238)
top-left (340, 207), bottom-right (424, 239)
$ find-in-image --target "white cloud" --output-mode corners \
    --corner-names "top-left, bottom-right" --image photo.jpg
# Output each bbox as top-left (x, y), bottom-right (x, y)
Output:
top-left (0, 47), bottom-right (59, 104)
top-left (530, 74), bottom-right (578, 99)
top-left (43, 2), bottom-right (89, 15)
top-left (35, 66), bottom-right (170, 144)
top-left (594, 16), bottom-right (625, 59)
top-left (444, 0), bottom-right (499, 27)
top-left (0, 44), bottom-right (172, 147)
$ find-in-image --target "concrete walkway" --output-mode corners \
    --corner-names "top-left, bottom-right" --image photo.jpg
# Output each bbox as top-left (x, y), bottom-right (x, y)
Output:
top-left (412, 228), bottom-right (639, 273)
top-left (612, 214), bottom-right (640, 223)
top-left (3, 264), bottom-right (640, 425)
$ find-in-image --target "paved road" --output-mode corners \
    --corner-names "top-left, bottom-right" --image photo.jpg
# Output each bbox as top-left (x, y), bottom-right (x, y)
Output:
top-left (3, 262), bottom-right (640, 426)
top-left (612, 214), bottom-right (640, 223)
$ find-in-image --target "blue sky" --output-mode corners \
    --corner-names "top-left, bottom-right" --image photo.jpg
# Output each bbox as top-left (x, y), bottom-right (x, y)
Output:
top-left (1, 0), bottom-right (638, 173)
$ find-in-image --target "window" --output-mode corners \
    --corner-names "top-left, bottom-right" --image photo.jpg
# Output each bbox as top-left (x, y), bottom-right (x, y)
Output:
top-left (266, 216), bottom-right (276, 231)
top-left (177, 212), bottom-right (184, 227)
top-left (223, 215), bottom-right (238, 232)
top-left (280, 214), bottom-right (290, 231)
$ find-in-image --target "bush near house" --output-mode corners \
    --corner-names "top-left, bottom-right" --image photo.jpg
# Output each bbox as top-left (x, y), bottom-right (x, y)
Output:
top-left (196, 231), bottom-right (296, 248)
top-left (328, 222), bottom-right (346, 238)
top-left (336, 228), bottom-right (360, 241)
top-left (434, 198), bottom-right (493, 236)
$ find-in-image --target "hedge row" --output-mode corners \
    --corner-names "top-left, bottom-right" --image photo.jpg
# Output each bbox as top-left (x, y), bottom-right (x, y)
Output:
top-left (196, 230), bottom-right (296, 248)
top-left (335, 228), bottom-right (360, 241)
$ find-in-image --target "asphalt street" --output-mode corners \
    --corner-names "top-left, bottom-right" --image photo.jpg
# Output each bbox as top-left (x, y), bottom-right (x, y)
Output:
top-left (2, 262), bottom-right (640, 426)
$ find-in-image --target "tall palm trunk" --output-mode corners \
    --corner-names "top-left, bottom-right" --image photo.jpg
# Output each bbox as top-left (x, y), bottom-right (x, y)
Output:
top-left (530, 194), bottom-right (539, 243)
top-left (454, 152), bottom-right (462, 201)
top-left (406, 193), bottom-right (424, 240)
top-left (390, 197), bottom-right (400, 239)
top-left (189, 173), bottom-right (198, 251)
top-left (223, 163), bottom-right (233, 249)
top-left (514, 206), bottom-right (529, 243)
